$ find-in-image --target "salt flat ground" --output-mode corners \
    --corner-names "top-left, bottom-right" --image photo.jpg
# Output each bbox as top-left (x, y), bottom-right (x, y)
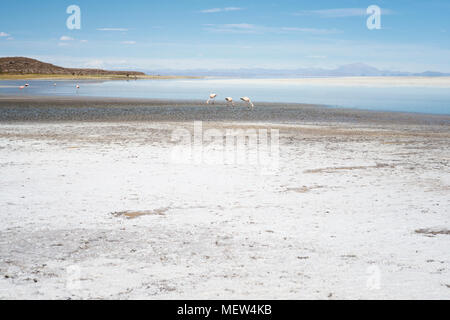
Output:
top-left (0, 119), bottom-right (449, 299)
top-left (206, 76), bottom-right (450, 88)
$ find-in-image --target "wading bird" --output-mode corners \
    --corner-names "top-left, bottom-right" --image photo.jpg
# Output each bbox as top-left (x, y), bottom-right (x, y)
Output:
top-left (206, 93), bottom-right (217, 105)
top-left (225, 97), bottom-right (234, 107)
top-left (240, 97), bottom-right (254, 109)
top-left (24, 84), bottom-right (29, 87)
top-left (19, 86), bottom-right (25, 90)
top-left (76, 84), bottom-right (80, 89)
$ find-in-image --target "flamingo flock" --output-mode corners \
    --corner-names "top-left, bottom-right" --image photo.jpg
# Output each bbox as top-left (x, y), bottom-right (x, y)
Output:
top-left (19, 83), bottom-right (81, 90)
top-left (16, 83), bottom-right (254, 109)
top-left (208, 94), bottom-right (254, 109)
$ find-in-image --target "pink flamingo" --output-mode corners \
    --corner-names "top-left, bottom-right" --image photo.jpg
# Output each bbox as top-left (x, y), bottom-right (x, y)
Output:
top-left (225, 97), bottom-right (234, 107)
top-left (240, 97), bottom-right (254, 109)
top-left (206, 93), bottom-right (217, 105)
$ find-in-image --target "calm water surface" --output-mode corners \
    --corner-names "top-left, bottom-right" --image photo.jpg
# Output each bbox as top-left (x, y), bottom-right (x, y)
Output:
top-left (1, 78), bottom-right (449, 115)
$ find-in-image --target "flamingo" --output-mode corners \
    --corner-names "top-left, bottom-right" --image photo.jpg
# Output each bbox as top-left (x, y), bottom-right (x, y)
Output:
top-left (225, 97), bottom-right (234, 107)
top-left (19, 86), bottom-right (25, 90)
top-left (240, 97), bottom-right (254, 109)
top-left (206, 93), bottom-right (217, 105)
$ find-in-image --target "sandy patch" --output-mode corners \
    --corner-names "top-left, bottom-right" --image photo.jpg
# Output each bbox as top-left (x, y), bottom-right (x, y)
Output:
top-left (111, 208), bottom-right (169, 219)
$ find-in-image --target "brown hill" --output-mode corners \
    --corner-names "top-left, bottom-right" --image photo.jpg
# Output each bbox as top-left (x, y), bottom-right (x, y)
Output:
top-left (0, 57), bottom-right (145, 76)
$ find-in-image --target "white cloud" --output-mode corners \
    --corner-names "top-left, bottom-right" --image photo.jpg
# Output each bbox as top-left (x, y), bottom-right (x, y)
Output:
top-left (203, 23), bottom-right (259, 34)
top-left (97, 28), bottom-right (128, 31)
top-left (295, 8), bottom-right (394, 18)
top-left (204, 24), bottom-right (340, 35)
top-left (201, 7), bottom-right (243, 13)
top-left (307, 55), bottom-right (327, 59)
top-left (279, 27), bottom-right (341, 34)
top-left (0, 32), bottom-right (10, 37)
top-left (83, 59), bottom-right (105, 69)
top-left (60, 36), bottom-right (74, 41)
top-left (122, 41), bottom-right (136, 45)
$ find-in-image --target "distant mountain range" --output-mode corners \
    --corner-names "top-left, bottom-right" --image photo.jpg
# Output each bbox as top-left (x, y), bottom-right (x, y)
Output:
top-left (1, 58), bottom-right (448, 78)
top-left (0, 57), bottom-right (145, 76)
top-left (145, 63), bottom-right (450, 78)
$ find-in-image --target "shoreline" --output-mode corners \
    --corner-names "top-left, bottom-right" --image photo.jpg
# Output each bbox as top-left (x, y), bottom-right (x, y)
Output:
top-left (0, 74), bottom-right (201, 81)
top-left (2, 75), bottom-right (450, 87)
top-left (0, 95), bottom-right (449, 126)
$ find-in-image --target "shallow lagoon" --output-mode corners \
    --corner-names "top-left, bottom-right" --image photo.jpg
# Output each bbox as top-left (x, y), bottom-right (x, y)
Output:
top-left (1, 78), bottom-right (449, 115)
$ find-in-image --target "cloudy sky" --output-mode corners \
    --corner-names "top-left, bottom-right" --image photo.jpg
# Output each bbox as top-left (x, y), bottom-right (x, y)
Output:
top-left (1, 0), bottom-right (449, 72)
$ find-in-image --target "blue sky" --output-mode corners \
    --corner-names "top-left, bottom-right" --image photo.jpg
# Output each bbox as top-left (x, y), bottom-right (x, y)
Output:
top-left (1, 0), bottom-right (449, 72)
